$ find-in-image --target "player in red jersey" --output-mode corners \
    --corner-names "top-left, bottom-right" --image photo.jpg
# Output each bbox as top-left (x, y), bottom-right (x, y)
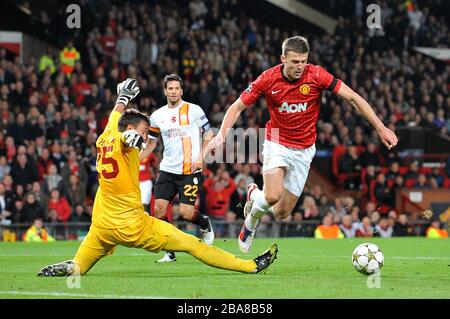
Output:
top-left (208, 36), bottom-right (398, 253)
top-left (139, 152), bottom-right (158, 212)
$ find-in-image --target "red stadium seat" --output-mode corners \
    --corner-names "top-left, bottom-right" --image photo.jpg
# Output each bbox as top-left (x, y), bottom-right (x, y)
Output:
top-left (443, 176), bottom-right (450, 188)
top-left (361, 168), bottom-right (368, 192)
top-left (404, 179), bottom-right (417, 188)
top-left (355, 146), bottom-right (366, 155)
top-left (332, 145), bottom-right (347, 176)
top-left (399, 166), bottom-right (408, 175)
top-left (419, 167), bottom-right (432, 175)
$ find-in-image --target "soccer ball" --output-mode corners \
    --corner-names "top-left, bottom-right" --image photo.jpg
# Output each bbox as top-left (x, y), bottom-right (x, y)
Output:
top-left (352, 243), bottom-right (384, 275)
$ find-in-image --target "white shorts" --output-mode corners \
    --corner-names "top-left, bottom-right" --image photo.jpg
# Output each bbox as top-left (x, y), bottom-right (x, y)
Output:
top-left (262, 140), bottom-right (316, 197)
top-left (139, 179), bottom-right (153, 205)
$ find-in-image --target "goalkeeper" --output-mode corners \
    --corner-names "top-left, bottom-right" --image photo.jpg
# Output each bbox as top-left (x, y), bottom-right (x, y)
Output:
top-left (37, 78), bottom-right (278, 276)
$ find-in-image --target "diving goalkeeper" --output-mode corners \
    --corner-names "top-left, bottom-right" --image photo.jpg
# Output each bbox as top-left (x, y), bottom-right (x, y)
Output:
top-left (37, 78), bottom-right (277, 277)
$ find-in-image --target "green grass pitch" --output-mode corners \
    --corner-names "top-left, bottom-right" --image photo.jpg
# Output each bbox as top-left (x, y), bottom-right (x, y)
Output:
top-left (0, 238), bottom-right (449, 299)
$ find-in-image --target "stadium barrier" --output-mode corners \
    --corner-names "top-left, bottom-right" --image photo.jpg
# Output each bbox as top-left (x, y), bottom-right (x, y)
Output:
top-left (0, 219), bottom-right (439, 242)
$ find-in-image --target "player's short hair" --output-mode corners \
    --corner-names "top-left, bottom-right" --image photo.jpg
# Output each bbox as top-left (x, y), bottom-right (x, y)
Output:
top-left (164, 74), bottom-right (183, 89)
top-left (118, 109), bottom-right (150, 132)
top-left (282, 36), bottom-right (310, 56)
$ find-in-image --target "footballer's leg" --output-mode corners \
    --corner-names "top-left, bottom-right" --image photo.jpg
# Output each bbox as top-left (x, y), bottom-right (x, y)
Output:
top-left (163, 222), bottom-right (277, 273)
top-left (154, 172), bottom-right (179, 262)
top-left (72, 229), bottom-right (117, 275)
top-left (37, 228), bottom-right (116, 276)
top-left (239, 167), bottom-right (285, 253)
top-left (178, 173), bottom-right (214, 245)
top-left (271, 188), bottom-right (299, 219)
top-left (271, 143), bottom-right (314, 219)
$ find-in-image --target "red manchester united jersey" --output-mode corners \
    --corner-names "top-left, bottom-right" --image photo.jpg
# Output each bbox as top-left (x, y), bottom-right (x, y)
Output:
top-left (240, 63), bottom-right (341, 149)
top-left (139, 152), bottom-right (157, 182)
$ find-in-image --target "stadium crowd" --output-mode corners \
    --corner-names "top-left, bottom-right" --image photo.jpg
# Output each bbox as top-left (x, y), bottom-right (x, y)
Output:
top-left (0, 0), bottom-right (449, 239)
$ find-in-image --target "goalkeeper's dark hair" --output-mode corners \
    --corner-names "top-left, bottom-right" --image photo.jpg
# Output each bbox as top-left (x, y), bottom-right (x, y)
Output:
top-left (118, 109), bottom-right (150, 132)
top-left (164, 74), bottom-right (183, 89)
top-left (282, 36), bottom-right (309, 56)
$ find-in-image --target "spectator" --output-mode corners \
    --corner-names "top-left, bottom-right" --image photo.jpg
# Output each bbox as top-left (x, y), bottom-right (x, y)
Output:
top-left (360, 143), bottom-right (381, 167)
top-left (356, 216), bottom-right (374, 237)
top-left (373, 174), bottom-right (395, 207)
top-left (425, 220), bottom-right (448, 239)
top-left (6, 113), bottom-right (32, 145)
top-left (30, 181), bottom-right (49, 214)
top-left (39, 48), bottom-right (56, 74)
top-left (61, 150), bottom-right (87, 191)
top-left (393, 214), bottom-right (414, 236)
top-left (340, 214), bottom-right (356, 238)
top-left (20, 193), bottom-right (46, 223)
top-left (116, 30), bottom-right (137, 66)
top-left (330, 197), bottom-right (346, 219)
top-left (0, 156), bottom-right (11, 181)
top-left (314, 214), bottom-right (344, 239)
top-left (404, 160), bottom-right (419, 181)
top-left (428, 167), bottom-right (444, 188)
top-left (339, 146), bottom-right (362, 189)
top-left (317, 194), bottom-right (331, 218)
top-left (0, 182), bottom-right (14, 225)
top-left (36, 148), bottom-right (54, 180)
top-left (43, 164), bottom-right (64, 195)
top-left (23, 218), bottom-right (55, 242)
top-left (415, 173), bottom-right (429, 188)
top-left (301, 196), bottom-right (320, 221)
top-left (59, 40), bottom-right (80, 78)
top-left (69, 204), bottom-right (91, 239)
top-left (203, 170), bottom-right (236, 221)
top-left (385, 161), bottom-right (400, 181)
top-left (65, 174), bottom-right (86, 207)
top-left (374, 217), bottom-right (393, 237)
top-left (48, 188), bottom-right (71, 222)
top-left (10, 153), bottom-right (39, 189)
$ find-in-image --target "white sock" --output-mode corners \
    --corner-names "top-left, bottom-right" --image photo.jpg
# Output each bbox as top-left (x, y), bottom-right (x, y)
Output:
top-left (245, 189), bottom-right (271, 231)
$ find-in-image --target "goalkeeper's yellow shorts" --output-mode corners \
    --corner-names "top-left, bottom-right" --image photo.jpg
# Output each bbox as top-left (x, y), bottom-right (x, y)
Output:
top-left (73, 214), bottom-right (174, 274)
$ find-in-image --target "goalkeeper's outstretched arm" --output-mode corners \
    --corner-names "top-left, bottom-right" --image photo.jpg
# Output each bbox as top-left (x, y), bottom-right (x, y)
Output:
top-left (113, 78), bottom-right (141, 114)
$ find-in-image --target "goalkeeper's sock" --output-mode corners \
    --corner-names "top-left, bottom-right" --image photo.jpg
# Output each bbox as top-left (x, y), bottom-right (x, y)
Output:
top-left (189, 210), bottom-right (209, 230)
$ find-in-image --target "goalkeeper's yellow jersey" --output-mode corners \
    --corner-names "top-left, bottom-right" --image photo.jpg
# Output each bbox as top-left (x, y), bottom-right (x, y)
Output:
top-left (92, 111), bottom-right (145, 229)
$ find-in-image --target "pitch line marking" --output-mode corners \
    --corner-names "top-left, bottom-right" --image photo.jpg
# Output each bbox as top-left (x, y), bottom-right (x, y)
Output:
top-left (0, 290), bottom-right (176, 299)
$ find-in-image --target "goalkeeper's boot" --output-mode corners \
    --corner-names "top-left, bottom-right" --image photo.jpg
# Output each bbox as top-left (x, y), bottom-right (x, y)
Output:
top-left (200, 216), bottom-right (215, 245)
top-left (243, 183), bottom-right (258, 218)
top-left (37, 260), bottom-right (75, 277)
top-left (156, 252), bottom-right (176, 263)
top-left (253, 243), bottom-right (278, 274)
top-left (238, 223), bottom-right (256, 254)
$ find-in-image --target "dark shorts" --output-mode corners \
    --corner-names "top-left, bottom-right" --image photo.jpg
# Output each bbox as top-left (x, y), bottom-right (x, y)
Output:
top-left (154, 170), bottom-right (201, 206)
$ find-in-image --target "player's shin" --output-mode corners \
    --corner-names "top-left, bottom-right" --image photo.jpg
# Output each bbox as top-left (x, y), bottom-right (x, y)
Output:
top-left (245, 190), bottom-right (271, 231)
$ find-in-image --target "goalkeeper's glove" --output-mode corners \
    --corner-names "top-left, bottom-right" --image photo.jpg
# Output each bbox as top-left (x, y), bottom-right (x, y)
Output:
top-left (122, 130), bottom-right (146, 150)
top-left (116, 78), bottom-right (140, 106)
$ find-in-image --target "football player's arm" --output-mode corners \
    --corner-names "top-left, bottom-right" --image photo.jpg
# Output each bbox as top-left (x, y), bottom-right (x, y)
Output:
top-left (139, 137), bottom-right (157, 161)
top-left (336, 82), bottom-right (398, 150)
top-left (217, 98), bottom-right (248, 141)
top-left (213, 73), bottom-right (266, 146)
top-left (113, 78), bottom-right (140, 114)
